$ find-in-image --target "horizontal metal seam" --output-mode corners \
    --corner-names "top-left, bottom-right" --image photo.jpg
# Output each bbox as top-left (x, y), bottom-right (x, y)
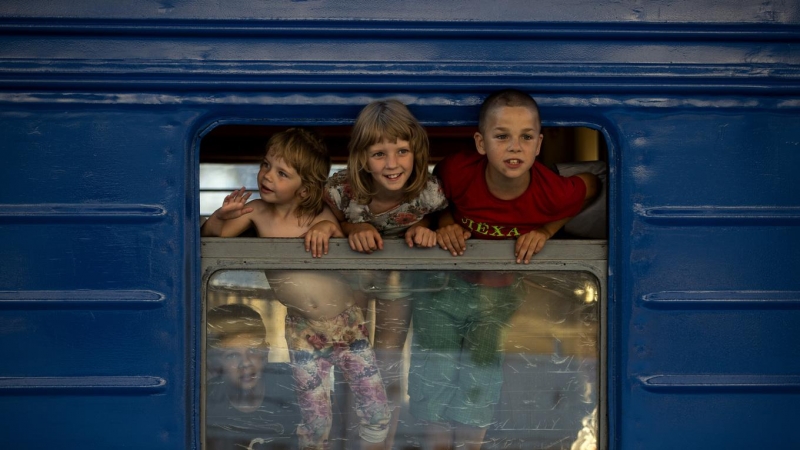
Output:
top-left (0, 290), bottom-right (166, 310)
top-left (639, 291), bottom-right (800, 310)
top-left (0, 376), bottom-right (167, 395)
top-left (635, 206), bottom-right (800, 225)
top-left (637, 374), bottom-right (800, 392)
top-left (0, 204), bottom-right (167, 223)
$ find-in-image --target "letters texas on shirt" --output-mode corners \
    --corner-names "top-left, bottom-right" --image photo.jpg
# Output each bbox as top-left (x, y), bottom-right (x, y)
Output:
top-left (434, 150), bottom-right (587, 240)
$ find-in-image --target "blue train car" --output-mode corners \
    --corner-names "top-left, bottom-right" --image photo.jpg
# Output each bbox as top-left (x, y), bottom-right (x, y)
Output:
top-left (1, 1), bottom-right (798, 449)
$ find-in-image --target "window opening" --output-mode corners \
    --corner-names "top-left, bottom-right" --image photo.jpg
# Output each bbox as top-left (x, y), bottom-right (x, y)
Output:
top-left (199, 125), bottom-right (607, 222)
top-left (200, 123), bottom-right (608, 449)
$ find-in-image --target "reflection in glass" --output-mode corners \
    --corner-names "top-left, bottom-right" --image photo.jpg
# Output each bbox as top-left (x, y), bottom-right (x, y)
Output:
top-left (206, 270), bottom-right (599, 450)
top-left (205, 303), bottom-right (301, 450)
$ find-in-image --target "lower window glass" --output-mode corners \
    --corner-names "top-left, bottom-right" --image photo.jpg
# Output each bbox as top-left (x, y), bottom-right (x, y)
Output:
top-left (205, 269), bottom-right (599, 450)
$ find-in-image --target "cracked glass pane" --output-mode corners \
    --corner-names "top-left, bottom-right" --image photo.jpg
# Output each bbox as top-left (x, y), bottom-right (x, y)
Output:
top-left (205, 269), bottom-right (599, 450)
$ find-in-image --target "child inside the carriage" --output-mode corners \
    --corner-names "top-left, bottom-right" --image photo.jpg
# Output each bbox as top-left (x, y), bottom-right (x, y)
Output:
top-left (408, 89), bottom-right (599, 450)
top-left (202, 127), bottom-right (390, 450)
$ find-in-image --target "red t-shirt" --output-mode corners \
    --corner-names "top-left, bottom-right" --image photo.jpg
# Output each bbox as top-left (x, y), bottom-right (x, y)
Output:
top-left (434, 150), bottom-right (586, 240)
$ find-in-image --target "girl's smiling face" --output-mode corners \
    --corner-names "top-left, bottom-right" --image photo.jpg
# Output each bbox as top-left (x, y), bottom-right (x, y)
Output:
top-left (365, 138), bottom-right (414, 197)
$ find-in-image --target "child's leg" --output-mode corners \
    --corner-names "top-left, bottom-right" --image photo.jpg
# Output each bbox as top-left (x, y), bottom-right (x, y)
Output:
top-left (333, 330), bottom-right (391, 445)
top-left (421, 421), bottom-right (454, 450)
top-left (286, 315), bottom-right (335, 450)
top-left (447, 284), bottom-right (521, 448)
top-left (373, 295), bottom-right (412, 353)
top-left (453, 423), bottom-right (489, 450)
top-left (373, 294), bottom-right (412, 449)
top-left (290, 352), bottom-right (334, 450)
top-left (407, 286), bottom-right (472, 450)
top-left (419, 421), bottom-right (485, 450)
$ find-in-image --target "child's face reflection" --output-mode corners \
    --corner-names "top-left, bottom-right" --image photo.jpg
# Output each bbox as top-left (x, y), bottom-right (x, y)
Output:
top-left (219, 334), bottom-right (269, 391)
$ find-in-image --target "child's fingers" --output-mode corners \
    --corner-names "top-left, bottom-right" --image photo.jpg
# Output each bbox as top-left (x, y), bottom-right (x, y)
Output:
top-left (350, 233), bottom-right (372, 253)
top-left (514, 234), bottom-right (527, 257)
top-left (362, 233), bottom-right (376, 252)
top-left (520, 247), bottom-right (533, 264)
top-left (436, 230), bottom-right (449, 251)
top-left (405, 231), bottom-right (415, 248)
top-left (225, 188), bottom-right (245, 206)
top-left (305, 232), bottom-right (318, 255)
top-left (305, 234), bottom-right (317, 255)
top-left (451, 228), bottom-right (468, 254)
top-left (436, 233), bottom-right (449, 251)
top-left (525, 240), bottom-right (545, 263)
top-left (347, 234), bottom-right (361, 252)
top-left (321, 236), bottom-right (329, 256)
top-left (310, 237), bottom-right (321, 258)
top-left (515, 234), bottom-right (531, 263)
top-left (373, 231), bottom-right (383, 251)
top-left (429, 232), bottom-right (438, 248)
top-left (303, 232), bottom-right (328, 258)
top-left (516, 233), bottom-right (546, 263)
top-left (419, 230), bottom-right (436, 248)
top-left (438, 230), bottom-right (461, 256)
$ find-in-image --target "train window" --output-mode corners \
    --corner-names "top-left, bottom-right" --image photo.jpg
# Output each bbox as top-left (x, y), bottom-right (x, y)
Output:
top-left (199, 125), bottom-right (607, 226)
top-left (200, 124), bottom-right (607, 449)
top-left (201, 239), bottom-right (606, 450)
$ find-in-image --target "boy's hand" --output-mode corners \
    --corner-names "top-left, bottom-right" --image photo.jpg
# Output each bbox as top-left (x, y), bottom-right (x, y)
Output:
top-left (347, 223), bottom-right (383, 254)
top-left (515, 229), bottom-right (551, 264)
top-left (216, 187), bottom-right (253, 220)
top-left (304, 220), bottom-right (337, 258)
top-left (405, 225), bottom-right (437, 248)
top-left (436, 224), bottom-right (471, 256)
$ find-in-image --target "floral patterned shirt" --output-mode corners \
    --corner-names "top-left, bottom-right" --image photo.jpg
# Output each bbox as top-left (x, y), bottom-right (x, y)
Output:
top-left (323, 170), bottom-right (448, 238)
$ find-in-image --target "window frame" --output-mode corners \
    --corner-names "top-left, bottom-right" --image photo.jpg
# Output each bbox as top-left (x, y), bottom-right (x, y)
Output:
top-left (200, 237), bottom-right (608, 449)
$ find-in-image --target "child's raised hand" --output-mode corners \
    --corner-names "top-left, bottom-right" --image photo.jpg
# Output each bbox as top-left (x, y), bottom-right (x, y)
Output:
top-left (405, 225), bottom-right (437, 248)
top-left (304, 220), bottom-right (337, 258)
top-left (347, 223), bottom-right (383, 254)
top-left (515, 228), bottom-right (551, 264)
top-left (436, 223), bottom-right (471, 256)
top-left (216, 187), bottom-right (254, 220)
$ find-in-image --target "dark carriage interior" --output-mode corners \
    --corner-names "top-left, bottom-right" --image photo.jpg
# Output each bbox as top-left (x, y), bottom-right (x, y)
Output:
top-left (200, 125), bottom-right (606, 166)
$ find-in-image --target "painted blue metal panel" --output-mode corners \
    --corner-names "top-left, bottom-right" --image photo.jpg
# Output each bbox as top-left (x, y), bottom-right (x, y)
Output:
top-left (0, 1), bottom-right (798, 449)
top-left (0, 107), bottom-right (198, 449)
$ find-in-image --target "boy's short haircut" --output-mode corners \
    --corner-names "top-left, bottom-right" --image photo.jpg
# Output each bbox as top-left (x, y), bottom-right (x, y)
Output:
top-left (266, 128), bottom-right (331, 220)
top-left (347, 99), bottom-right (430, 204)
top-left (478, 89), bottom-right (541, 133)
top-left (207, 303), bottom-right (267, 349)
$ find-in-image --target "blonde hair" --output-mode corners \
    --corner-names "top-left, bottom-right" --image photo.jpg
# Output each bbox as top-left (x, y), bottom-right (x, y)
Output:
top-left (347, 100), bottom-right (430, 204)
top-left (266, 128), bottom-right (330, 223)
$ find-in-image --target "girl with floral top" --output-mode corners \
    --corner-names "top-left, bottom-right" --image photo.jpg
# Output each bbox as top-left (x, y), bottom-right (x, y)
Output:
top-left (312, 99), bottom-right (448, 448)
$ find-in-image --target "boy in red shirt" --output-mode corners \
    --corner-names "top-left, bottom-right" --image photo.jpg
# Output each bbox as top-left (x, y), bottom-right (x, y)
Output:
top-left (408, 89), bottom-right (598, 449)
top-left (436, 89), bottom-right (597, 261)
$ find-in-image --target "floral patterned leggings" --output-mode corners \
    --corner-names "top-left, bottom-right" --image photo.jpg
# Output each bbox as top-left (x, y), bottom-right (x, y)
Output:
top-left (286, 305), bottom-right (390, 449)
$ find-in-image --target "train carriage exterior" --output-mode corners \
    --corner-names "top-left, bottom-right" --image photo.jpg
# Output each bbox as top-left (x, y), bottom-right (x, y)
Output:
top-left (1, 1), bottom-right (798, 449)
